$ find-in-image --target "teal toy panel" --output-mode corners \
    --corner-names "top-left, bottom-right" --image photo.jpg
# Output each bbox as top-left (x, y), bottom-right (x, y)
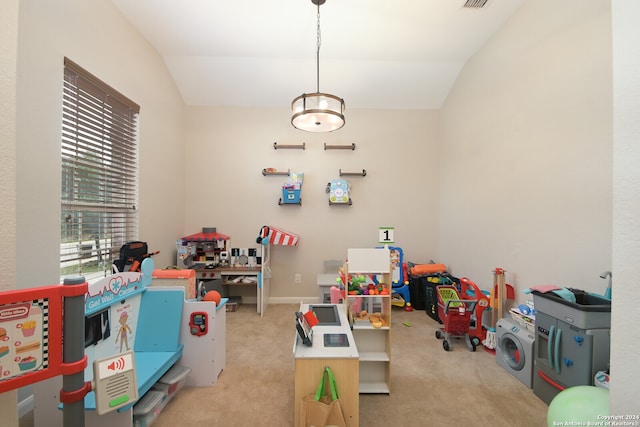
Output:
top-left (327, 179), bottom-right (352, 205)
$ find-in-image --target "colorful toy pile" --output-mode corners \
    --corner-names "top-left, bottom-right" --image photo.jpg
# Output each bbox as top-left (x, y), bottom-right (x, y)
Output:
top-left (346, 275), bottom-right (389, 296)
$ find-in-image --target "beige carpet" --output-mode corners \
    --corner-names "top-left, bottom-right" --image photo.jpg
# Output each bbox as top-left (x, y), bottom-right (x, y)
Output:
top-left (153, 303), bottom-right (548, 427)
top-left (20, 302), bottom-right (548, 426)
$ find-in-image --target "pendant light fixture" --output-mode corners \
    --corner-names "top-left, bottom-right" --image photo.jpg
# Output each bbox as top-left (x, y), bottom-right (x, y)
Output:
top-left (291, 0), bottom-right (345, 132)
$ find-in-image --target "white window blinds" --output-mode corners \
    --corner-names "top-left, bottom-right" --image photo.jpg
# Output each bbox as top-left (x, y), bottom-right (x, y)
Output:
top-left (60, 58), bottom-right (140, 282)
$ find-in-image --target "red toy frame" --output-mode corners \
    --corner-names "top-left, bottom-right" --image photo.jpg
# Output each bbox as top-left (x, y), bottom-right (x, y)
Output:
top-left (0, 282), bottom-right (87, 393)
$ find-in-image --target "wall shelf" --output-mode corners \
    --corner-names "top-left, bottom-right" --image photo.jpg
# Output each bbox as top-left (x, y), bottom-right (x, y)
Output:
top-left (329, 199), bottom-right (352, 206)
top-left (324, 143), bottom-right (356, 151)
top-left (278, 198), bottom-right (302, 206)
top-left (339, 169), bottom-right (367, 177)
top-left (273, 142), bottom-right (305, 150)
top-left (262, 169), bottom-right (290, 176)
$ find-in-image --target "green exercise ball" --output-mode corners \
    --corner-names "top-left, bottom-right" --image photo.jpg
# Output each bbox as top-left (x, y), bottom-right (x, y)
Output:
top-left (547, 386), bottom-right (609, 427)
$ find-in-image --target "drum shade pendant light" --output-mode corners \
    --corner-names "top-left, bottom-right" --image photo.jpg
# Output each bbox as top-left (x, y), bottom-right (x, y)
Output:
top-left (291, 0), bottom-right (345, 132)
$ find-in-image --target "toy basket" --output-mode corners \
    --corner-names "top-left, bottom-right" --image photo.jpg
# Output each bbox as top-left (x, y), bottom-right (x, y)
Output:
top-left (435, 285), bottom-right (478, 351)
top-left (509, 308), bottom-right (535, 333)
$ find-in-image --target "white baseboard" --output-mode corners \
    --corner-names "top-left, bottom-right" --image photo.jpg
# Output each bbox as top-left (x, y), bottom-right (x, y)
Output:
top-left (268, 297), bottom-right (322, 304)
top-left (18, 394), bottom-right (33, 418)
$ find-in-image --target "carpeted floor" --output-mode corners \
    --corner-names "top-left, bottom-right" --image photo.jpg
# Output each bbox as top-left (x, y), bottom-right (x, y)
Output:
top-left (21, 302), bottom-right (549, 426)
top-left (153, 303), bottom-right (548, 427)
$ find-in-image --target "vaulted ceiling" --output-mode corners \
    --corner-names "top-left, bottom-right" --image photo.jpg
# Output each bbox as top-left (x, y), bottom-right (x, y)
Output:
top-left (111, 0), bottom-right (525, 109)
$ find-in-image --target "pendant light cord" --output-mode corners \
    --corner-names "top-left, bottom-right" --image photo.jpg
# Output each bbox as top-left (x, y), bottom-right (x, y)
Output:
top-left (316, 3), bottom-right (321, 93)
top-left (291, 0), bottom-right (345, 133)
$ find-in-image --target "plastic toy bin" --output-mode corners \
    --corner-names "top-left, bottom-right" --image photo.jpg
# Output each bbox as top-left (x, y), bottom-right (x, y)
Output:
top-left (133, 365), bottom-right (191, 427)
top-left (152, 364), bottom-right (191, 397)
top-left (282, 189), bottom-right (301, 204)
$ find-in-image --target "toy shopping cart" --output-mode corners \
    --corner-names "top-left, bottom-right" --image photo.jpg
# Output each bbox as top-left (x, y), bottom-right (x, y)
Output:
top-left (435, 285), bottom-right (478, 352)
top-left (458, 277), bottom-right (491, 348)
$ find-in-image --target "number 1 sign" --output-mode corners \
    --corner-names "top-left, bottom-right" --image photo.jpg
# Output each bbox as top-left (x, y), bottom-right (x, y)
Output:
top-left (378, 227), bottom-right (394, 244)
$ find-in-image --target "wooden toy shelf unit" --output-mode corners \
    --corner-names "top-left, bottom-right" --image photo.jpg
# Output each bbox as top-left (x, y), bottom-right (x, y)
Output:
top-left (344, 247), bottom-right (392, 394)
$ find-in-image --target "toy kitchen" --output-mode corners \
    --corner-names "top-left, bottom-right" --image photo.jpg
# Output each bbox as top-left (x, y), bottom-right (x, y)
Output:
top-left (177, 228), bottom-right (261, 273)
top-left (176, 228), bottom-right (262, 306)
top-left (531, 287), bottom-right (611, 405)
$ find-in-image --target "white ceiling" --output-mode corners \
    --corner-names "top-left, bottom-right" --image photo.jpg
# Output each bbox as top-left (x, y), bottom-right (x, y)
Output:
top-left (111, 0), bottom-right (525, 109)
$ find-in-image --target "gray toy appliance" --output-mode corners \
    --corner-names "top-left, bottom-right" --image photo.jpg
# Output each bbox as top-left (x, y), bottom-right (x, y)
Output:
top-left (496, 317), bottom-right (535, 388)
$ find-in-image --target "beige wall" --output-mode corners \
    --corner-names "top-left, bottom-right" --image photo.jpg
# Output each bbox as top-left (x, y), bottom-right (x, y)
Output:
top-left (184, 1), bottom-right (615, 306)
top-left (184, 107), bottom-right (440, 299)
top-left (15, 0), bottom-right (187, 291)
top-left (1, 0), bottom-right (19, 291)
top-left (439, 0), bottom-right (612, 303)
top-left (437, 0), bottom-right (639, 414)
top-left (14, 1), bottom-right (186, 425)
top-left (1, 1), bottom-right (20, 425)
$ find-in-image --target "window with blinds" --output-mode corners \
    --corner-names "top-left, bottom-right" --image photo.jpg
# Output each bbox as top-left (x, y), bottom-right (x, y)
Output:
top-left (61, 58), bottom-right (140, 282)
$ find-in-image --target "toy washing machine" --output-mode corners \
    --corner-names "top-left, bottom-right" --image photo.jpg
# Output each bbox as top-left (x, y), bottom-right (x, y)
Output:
top-left (496, 317), bottom-right (535, 388)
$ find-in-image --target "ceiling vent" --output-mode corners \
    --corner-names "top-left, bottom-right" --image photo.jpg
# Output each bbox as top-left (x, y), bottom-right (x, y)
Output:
top-left (462, 0), bottom-right (489, 8)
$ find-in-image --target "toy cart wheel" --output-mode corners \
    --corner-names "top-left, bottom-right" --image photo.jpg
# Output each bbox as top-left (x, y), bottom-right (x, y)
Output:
top-left (443, 340), bottom-right (450, 351)
top-left (465, 335), bottom-right (477, 352)
top-left (471, 336), bottom-right (481, 347)
top-left (435, 330), bottom-right (442, 339)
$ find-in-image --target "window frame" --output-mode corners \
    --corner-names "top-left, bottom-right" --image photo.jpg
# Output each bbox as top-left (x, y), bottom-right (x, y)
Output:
top-left (60, 58), bottom-right (140, 282)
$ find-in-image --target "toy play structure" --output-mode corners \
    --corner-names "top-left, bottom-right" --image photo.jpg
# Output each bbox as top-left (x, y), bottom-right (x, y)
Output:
top-left (0, 277), bottom-right (88, 426)
top-left (79, 259), bottom-right (186, 425)
top-left (4, 258), bottom-right (227, 427)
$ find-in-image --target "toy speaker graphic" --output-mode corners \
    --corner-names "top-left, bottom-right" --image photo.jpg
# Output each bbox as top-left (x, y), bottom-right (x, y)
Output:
top-left (93, 350), bottom-right (138, 415)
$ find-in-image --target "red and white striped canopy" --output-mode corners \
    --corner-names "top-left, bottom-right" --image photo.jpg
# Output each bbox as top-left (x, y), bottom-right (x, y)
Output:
top-left (262, 226), bottom-right (299, 246)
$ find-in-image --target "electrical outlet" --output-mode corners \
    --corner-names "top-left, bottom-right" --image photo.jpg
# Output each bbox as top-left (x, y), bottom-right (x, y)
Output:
top-left (295, 273), bottom-right (301, 284)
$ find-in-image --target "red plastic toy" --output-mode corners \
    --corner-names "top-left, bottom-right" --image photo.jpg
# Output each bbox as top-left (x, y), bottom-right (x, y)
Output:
top-left (434, 285), bottom-right (478, 352)
top-left (458, 277), bottom-right (491, 346)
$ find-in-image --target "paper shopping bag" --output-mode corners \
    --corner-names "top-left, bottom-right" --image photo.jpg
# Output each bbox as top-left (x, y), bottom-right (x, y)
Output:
top-left (300, 366), bottom-right (347, 427)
